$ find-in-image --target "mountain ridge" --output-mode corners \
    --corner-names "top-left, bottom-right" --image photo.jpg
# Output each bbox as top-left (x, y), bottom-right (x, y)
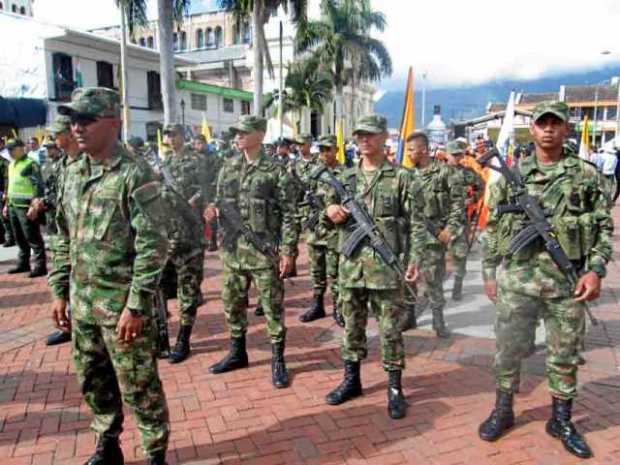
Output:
top-left (376, 66), bottom-right (620, 130)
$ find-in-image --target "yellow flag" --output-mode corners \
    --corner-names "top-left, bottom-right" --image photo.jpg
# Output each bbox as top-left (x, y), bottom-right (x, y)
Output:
top-left (202, 114), bottom-right (212, 142)
top-left (11, 128), bottom-right (18, 138)
top-left (399, 67), bottom-right (416, 169)
top-left (157, 128), bottom-right (163, 155)
top-left (578, 115), bottom-right (590, 160)
top-left (336, 119), bottom-right (345, 165)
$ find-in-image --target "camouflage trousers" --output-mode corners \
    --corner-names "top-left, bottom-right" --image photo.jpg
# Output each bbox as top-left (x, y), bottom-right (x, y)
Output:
top-left (448, 234), bottom-right (468, 279)
top-left (340, 287), bottom-right (406, 371)
top-left (169, 251), bottom-right (204, 327)
top-left (72, 316), bottom-right (170, 456)
top-left (494, 266), bottom-right (586, 400)
top-left (222, 265), bottom-right (286, 343)
top-left (308, 243), bottom-right (339, 302)
top-left (419, 243), bottom-right (447, 310)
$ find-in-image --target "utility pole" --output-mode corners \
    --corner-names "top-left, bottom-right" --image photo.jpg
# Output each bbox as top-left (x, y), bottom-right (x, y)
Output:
top-left (421, 72), bottom-right (427, 128)
top-left (119, 3), bottom-right (130, 142)
top-left (278, 20), bottom-right (284, 139)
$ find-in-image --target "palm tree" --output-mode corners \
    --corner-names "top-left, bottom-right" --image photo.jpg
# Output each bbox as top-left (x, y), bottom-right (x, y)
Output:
top-left (217, 0), bottom-right (308, 116)
top-left (264, 56), bottom-right (333, 132)
top-left (295, 0), bottom-right (392, 127)
top-left (118, 0), bottom-right (190, 124)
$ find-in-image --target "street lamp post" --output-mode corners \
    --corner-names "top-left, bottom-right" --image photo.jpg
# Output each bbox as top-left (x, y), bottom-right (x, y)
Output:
top-left (601, 50), bottom-right (620, 145)
top-left (180, 98), bottom-right (186, 126)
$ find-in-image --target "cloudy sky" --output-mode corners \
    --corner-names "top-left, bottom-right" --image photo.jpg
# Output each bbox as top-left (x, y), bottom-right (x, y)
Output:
top-left (33, 0), bottom-right (620, 90)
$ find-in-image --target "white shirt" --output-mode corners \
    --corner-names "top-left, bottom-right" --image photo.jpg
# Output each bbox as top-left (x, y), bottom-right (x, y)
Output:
top-left (599, 152), bottom-right (618, 176)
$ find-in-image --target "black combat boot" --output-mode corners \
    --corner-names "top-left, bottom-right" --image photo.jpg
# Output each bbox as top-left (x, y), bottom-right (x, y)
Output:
top-left (7, 263), bottom-right (30, 274)
top-left (299, 294), bottom-right (326, 322)
top-left (207, 235), bottom-right (218, 252)
top-left (432, 308), bottom-right (450, 338)
top-left (452, 276), bottom-right (464, 301)
top-left (387, 370), bottom-right (407, 419)
top-left (546, 397), bottom-right (593, 458)
top-left (209, 336), bottom-right (249, 374)
top-left (271, 341), bottom-right (289, 388)
top-left (333, 306), bottom-right (345, 328)
top-left (479, 390), bottom-right (515, 441)
top-left (146, 451), bottom-right (168, 465)
top-left (46, 330), bottom-right (71, 346)
top-left (2, 240), bottom-right (16, 248)
top-left (28, 265), bottom-right (48, 278)
top-left (326, 361), bottom-right (362, 405)
top-left (169, 325), bottom-right (192, 364)
top-left (402, 303), bottom-right (417, 331)
top-left (84, 436), bottom-right (124, 465)
top-left (255, 299), bottom-right (264, 316)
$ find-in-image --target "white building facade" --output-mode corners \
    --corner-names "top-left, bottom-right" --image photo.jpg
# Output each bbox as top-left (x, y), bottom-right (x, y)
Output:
top-left (0, 11), bottom-right (252, 140)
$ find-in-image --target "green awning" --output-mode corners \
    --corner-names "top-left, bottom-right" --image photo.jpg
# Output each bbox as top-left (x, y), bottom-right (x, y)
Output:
top-left (176, 79), bottom-right (253, 101)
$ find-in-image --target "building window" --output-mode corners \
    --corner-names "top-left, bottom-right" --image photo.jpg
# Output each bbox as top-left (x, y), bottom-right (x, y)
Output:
top-left (206, 27), bottom-right (214, 47)
top-left (191, 93), bottom-right (207, 111)
top-left (147, 36), bottom-right (154, 48)
top-left (243, 22), bottom-right (251, 44)
top-left (223, 98), bottom-right (234, 113)
top-left (147, 71), bottom-right (163, 110)
top-left (96, 61), bottom-right (114, 89)
top-left (195, 29), bottom-right (204, 49)
top-left (180, 31), bottom-right (187, 50)
top-left (214, 26), bottom-right (223, 48)
top-left (0, 3), bottom-right (3, 10)
top-left (139, 37), bottom-right (146, 47)
top-left (11, 3), bottom-right (16, 12)
top-left (569, 106), bottom-right (581, 119)
top-left (52, 52), bottom-right (74, 102)
top-left (241, 100), bottom-right (250, 115)
top-left (606, 106), bottom-right (617, 121)
top-left (581, 107), bottom-right (594, 121)
top-left (173, 32), bottom-right (179, 51)
top-left (19, 5), bottom-right (24, 14)
top-left (234, 21), bottom-right (250, 44)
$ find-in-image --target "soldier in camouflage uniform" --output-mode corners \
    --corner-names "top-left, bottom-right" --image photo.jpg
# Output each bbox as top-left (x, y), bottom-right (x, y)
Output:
top-left (161, 124), bottom-right (206, 364)
top-left (40, 115), bottom-right (82, 347)
top-left (205, 115), bottom-right (298, 389)
top-left (0, 150), bottom-right (16, 247)
top-left (406, 131), bottom-right (465, 337)
top-left (126, 136), bottom-right (145, 158)
top-left (193, 134), bottom-right (222, 252)
top-left (478, 102), bottom-right (614, 459)
top-left (49, 88), bottom-right (170, 465)
top-left (324, 115), bottom-right (426, 419)
top-left (444, 140), bottom-right (484, 300)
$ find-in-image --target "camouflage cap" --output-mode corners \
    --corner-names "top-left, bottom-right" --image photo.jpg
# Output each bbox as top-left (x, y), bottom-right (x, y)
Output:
top-left (162, 123), bottom-right (184, 135)
top-left (532, 101), bottom-right (569, 123)
top-left (229, 115), bottom-right (267, 134)
top-left (58, 87), bottom-right (121, 118)
top-left (5, 138), bottom-right (25, 150)
top-left (294, 133), bottom-right (312, 144)
top-left (47, 115), bottom-right (72, 136)
top-left (317, 135), bottom-right (338, 148)
top-left (353, 114), bottom-right (388, 135)
top-left (446, 139), bottom-right (467, 155)
top-left (43, 141), bottom-right (58, 149)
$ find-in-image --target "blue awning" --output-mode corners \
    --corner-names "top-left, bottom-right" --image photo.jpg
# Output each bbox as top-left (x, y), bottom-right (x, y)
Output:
top-left (0, 97), bottom-right (47, 128)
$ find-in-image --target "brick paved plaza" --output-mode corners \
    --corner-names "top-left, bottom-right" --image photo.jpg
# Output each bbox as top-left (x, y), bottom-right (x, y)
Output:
top-left (0, 207), bottom-right (618, 465)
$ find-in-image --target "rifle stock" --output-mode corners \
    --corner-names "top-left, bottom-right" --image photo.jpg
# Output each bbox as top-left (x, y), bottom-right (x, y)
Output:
top-left (153, 289), bottom-right (170, 358)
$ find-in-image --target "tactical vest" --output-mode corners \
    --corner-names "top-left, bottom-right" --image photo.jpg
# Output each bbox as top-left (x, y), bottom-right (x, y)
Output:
top-left (8, 157), bottom-right (35, 207)
top-left (496, 156), bottom-right (600, 264)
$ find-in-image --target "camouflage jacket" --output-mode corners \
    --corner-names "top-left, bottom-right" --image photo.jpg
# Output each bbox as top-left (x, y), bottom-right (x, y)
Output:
top-left (162, 147), bottom-right (206, 210)
top-left (411, 159), bottom-right (466, 244)
top-left (455, 164), bottom-right (484, 205)
top-left (326, 159), bottom-right (426, 289)
top-left (482, 152), bottom-right (614, 293)
top-left (48, 146), bottom-right (168, 325)
top-left (197, 150), bottom-right (222, 205)
top-left (290, 155), bottom-right (321, 241)
top-left (215, 151), bottom-right (298, 270)
top-left (313, 161), bottom-right (342, 249)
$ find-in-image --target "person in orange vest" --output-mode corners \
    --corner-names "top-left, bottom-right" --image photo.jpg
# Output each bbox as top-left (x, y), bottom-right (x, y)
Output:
top-left (3, 138), bottom-right (46, 276)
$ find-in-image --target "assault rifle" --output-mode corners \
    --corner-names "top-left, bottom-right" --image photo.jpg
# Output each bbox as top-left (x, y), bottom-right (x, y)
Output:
top-left (149, 148), bottom-right (204, 234)
top-left (216, 199), bottom-right (280, 270)
top-left (316, 169), bottom-right (417, 301)
top-left (478, 149), bottom-right (598, 326)
top-left (153, 289), bottom-right (170, 358)
top-left (290, 165), bottom-right (326, 231)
